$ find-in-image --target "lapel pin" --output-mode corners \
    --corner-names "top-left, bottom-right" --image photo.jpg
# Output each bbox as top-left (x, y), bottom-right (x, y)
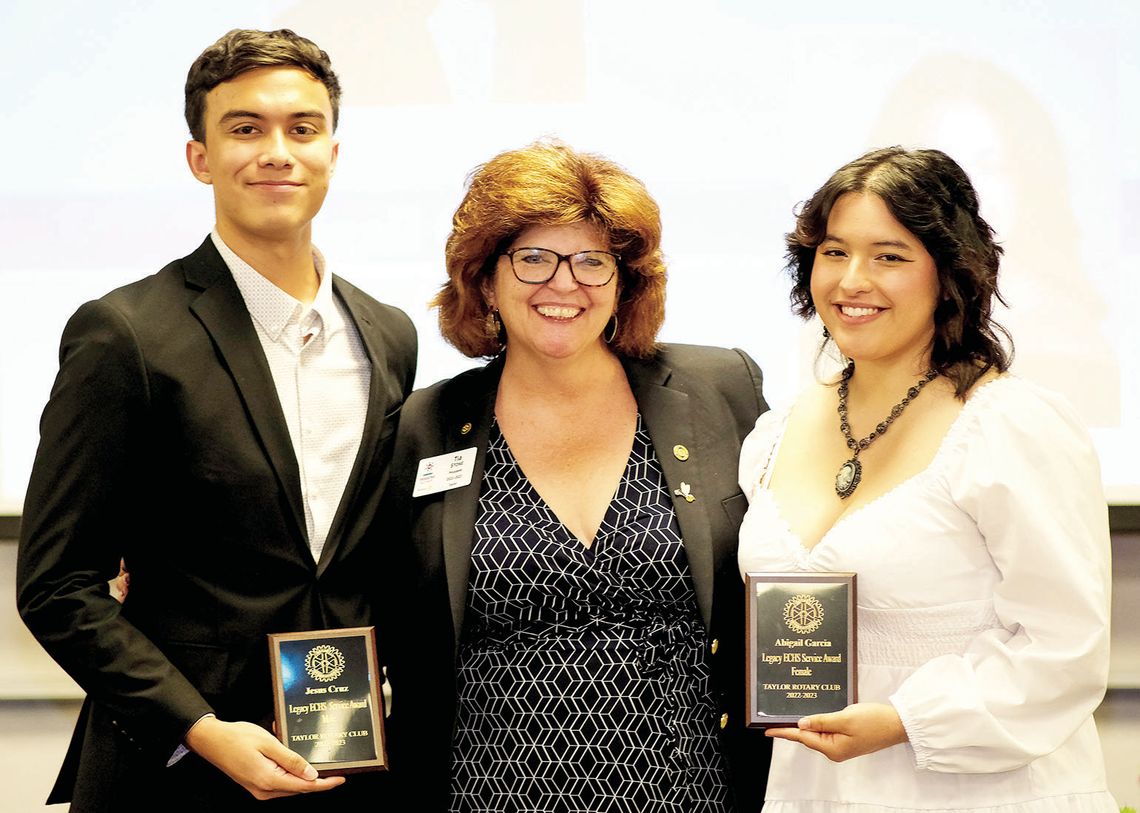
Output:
top-left (672, 444), bottom-right (690, 461)
top-left (674, 482), bottom-right (696, 503)
top-left (460, 422), bottom-right (473, 435)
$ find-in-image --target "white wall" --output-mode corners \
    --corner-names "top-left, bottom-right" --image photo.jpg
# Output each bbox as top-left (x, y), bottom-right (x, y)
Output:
top-left (1, 0), bottom-right (1139, 511)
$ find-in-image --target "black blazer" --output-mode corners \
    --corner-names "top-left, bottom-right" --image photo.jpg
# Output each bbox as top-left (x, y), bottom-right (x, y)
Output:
top-left (385, 343), bottom-right (772, 812)
top-left (17, 237), bottom-right (416, 811)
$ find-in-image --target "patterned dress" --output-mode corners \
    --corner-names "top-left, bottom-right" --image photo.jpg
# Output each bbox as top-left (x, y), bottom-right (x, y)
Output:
top-left (449, 418), bottom-right (732, 813)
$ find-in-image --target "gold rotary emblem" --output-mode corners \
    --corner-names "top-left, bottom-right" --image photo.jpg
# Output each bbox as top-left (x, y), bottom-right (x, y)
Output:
top-left (783, 594), bottom-right (824, 635)
top-left (305, 644), bottom-right (346, 682)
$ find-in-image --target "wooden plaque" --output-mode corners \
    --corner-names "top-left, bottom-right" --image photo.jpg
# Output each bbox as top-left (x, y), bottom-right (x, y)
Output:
top-left (268, 626), bottom-right (387, 774)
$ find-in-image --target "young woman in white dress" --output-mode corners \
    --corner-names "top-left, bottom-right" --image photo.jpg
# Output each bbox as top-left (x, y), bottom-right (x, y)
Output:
top-left (737, 147), bottom-right (1118, 812)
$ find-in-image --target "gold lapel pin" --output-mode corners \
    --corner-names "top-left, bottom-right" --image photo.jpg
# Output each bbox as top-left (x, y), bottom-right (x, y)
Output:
top-left (672, 444), bottom-right (690, 461)
top-left (674, 482), bottom-right (696, 503)
top-left (460, 422), bottom-right (473, 435)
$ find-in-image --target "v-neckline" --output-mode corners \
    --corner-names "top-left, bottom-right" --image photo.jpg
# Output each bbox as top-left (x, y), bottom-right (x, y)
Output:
top-left (758, 377), bottom-right (1006, 553)
top-left (491, 418), bottom-right (641, 553)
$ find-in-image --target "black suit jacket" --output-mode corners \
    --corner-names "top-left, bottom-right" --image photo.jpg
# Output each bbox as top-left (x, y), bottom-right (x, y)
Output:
top-left (384, 344), bottom-right (772, 812)
top-left (16, 237), bottom-right (416, 811)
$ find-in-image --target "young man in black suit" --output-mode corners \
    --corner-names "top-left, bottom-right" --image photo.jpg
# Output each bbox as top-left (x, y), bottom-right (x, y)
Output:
top-left (17, 29), bottom-right (416, 810)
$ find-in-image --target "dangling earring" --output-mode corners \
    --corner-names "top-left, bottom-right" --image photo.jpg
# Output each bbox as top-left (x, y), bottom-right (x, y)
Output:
top-left (487, 309), bottom-right (506, 350)
top-left (822, 325), bottom-right (831, 339)
top-left (603, 313), bottom-right (619, 344)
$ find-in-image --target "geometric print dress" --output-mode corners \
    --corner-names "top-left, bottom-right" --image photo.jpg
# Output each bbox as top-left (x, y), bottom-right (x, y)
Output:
top-left (449, 417), bottom-right (733, 813)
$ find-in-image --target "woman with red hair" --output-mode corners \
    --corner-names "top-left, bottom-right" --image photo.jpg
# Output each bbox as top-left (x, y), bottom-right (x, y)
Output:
top-left (386, 140), bottom-right (772, 812)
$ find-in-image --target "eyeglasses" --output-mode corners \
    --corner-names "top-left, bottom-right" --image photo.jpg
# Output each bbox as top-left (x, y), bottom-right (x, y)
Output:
top-left (501, 247), bottom-right (620, 287)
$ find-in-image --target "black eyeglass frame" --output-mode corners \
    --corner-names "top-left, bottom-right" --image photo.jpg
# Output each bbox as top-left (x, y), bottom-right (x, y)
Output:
top-left (500, 247), bottom-right (621, 287)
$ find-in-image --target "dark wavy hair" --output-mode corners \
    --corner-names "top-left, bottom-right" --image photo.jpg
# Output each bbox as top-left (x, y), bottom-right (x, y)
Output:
top-left (787, 146), bottom-right (1011, 397)
top-left (435, 140), bottom-right (667, 359)
top-left (185, 29), bottom-right (341, 143)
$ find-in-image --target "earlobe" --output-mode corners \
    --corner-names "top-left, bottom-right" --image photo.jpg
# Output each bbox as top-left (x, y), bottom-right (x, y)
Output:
top-left (481, 274), bottom-right (497, 310)
top-left (186, 140), bottom-right (212, 185)
top-left (329, 140), bottom-right (340, 177)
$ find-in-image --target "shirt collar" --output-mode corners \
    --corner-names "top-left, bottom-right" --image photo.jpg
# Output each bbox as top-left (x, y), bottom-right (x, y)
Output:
top-left (210, 230), bottom-right (333, 341)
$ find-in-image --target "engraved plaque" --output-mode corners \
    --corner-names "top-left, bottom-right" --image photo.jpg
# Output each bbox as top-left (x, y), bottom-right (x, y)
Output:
top-left (268, 626), bottom-right (387, 774)
top-left (745, 573), bottom-right (856, 727)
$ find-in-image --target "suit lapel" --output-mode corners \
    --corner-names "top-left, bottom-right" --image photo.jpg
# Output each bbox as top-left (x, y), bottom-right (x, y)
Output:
top-left (183, 239), bottom-right (308, 548)
top-left (316, 279), bottom-right (385, 572)
top-left (441, 360), bottom-right (501, 644)
top-left (625, 355), bottom-right (716, 628)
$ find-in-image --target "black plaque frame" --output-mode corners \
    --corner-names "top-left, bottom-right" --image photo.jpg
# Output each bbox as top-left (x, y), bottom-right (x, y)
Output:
top-left (745, 572), bottom-right (857, 728)
top-left (268, 626), bottom-right (387, 774)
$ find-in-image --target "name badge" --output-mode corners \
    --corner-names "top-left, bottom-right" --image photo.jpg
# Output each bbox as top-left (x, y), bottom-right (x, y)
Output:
top-left (412, 447), bottom-right (478, 497)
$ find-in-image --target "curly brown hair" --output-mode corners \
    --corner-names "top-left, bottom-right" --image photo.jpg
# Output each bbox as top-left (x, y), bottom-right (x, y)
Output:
top-left (787, 146), bottom-right (1011, 397)
top-left (185, 29), bottom-right (341, 143)
top-left (435, 140), bottom-right (667, 359)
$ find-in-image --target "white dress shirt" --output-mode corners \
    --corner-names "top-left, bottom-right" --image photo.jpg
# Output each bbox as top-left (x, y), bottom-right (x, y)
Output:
top-left (212, 230), bottom-right (371, 562)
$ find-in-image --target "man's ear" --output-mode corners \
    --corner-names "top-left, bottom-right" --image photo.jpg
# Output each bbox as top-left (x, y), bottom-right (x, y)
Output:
top-left (329, 139), bottom-right (339, 177)
top-left (186, 140), bottom-right (212, 185)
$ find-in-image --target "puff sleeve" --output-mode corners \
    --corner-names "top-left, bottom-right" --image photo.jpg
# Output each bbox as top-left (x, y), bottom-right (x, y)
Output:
top-left (738, 408), bottom-right (788, 503)
top-left (889, 380), bottom-right (1111, 772)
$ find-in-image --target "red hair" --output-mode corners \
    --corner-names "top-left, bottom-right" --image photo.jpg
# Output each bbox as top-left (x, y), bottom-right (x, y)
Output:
top-left (434, 140), bottom-right (667, 358)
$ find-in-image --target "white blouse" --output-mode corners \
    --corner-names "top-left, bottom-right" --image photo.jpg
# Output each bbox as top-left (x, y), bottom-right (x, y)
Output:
top-left (737, 376), bottom-right (1118, 812)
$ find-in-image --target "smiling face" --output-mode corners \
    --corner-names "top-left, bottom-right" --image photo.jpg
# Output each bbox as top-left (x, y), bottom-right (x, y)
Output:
top-left (810, 192), bottom-right (941, 371)
top-left (185, 66), bottom-right (338, 249)
top-left (487, 221), bottom-right (618, 366)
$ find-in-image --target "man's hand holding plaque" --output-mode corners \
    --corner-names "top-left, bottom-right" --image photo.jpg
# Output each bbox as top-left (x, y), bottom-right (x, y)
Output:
top-left (268, 627), bottom-right (388, 775)
top-left (745, 573), bottom-right (857, 728)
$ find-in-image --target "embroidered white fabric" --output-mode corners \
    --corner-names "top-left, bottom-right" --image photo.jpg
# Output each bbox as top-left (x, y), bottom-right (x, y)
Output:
top-left (738, 376), bottom-right (1118, 812)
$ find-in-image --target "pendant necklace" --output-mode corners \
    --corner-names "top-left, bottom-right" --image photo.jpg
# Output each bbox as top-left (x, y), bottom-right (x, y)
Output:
top-left (835, 363), bottom-right (939, 499)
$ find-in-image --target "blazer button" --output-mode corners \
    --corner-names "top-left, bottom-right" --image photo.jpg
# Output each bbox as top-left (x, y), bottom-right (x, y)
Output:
top-left (719, 712), bottom-right (729, 729)
top-left (710, 638), bottom-right (719, 655)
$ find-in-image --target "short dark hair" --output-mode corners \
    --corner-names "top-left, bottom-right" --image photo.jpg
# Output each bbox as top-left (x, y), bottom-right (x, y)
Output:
top-left (435, 140), bottom-right (667, 359)
top-left (787, 146), bottom-right (1011, 397)
top-left (184, 29), bottom-right (341, 143)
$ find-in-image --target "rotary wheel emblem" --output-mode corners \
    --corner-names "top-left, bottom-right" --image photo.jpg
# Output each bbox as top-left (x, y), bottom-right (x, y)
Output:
top-left (305, 644), bottom-right (346, 682)
top-left (783, 594), bottom-right (824, 635)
